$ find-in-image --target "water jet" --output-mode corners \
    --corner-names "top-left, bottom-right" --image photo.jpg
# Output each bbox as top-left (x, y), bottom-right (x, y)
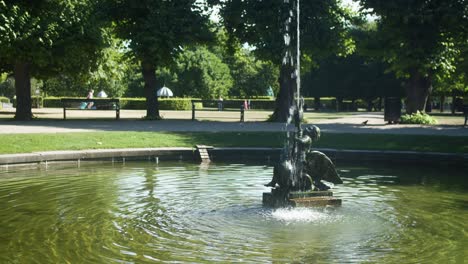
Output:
top-left (262, 0), bottom-right (342, 207)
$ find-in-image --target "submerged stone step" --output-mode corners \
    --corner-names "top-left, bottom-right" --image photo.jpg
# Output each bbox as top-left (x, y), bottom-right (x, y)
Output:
top-left (263, 191), bottom-right (341, 207)
top-left (290, 197), bottom-right (342, 207)
top-left (288, 191), bottom-right (333, 199)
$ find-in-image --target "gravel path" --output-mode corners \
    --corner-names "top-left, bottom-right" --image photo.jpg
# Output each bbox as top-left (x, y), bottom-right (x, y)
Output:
top-left (0, 108), bottom-right (467, 136)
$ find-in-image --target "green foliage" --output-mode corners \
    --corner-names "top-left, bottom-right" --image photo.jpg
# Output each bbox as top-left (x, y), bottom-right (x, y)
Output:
top-left (0, 96), bottom-right (9, 109)
top-left (0, 0), bottom-right (109, 120)
top-left (87, 39), bottom-right (130, 97)
top-left (108, 0), bottom-right (213, 65)
top-left (352, 2), bottom-right (468, 113)
top-left (303, 55), bottom-right (404, 98)
top-left (359, 0), bottom-right (467, 79)
top-left (0, 96), bottom-right (9, 103)
top-left (0, 75), bottom-right (14, 98)
top-left (118, 98), bottom-right (145, 110)
top-left (31, 96), bottom-right (43, 108)
top-left (401, 111), bottom-right (437, 125)
top-left (43, 97), bottom-right (62, 108)
top-left (120, 98), bottom-right (200, 110)
top-left (220, 0), bottom-right (355, 65)
top-left (174, 47), bottom-right (233, 99)
top-left (43, 97), bottom-right (203, 110)
top-left (42, 75), bottom-right (87, 97)
top-left (0, 0), bottom-right (108, 75)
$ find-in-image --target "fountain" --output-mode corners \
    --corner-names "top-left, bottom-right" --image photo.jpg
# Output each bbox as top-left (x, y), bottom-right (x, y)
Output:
top-left (262, 0), bottom-right (343, 207)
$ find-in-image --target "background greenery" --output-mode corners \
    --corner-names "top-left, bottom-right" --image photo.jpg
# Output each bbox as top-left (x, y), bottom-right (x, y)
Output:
top-left (0, 0), bottom-right (467, 120)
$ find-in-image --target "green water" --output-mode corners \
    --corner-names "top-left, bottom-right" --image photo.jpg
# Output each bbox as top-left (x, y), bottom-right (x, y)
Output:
top-left (0, 162), bottom-right (466, 263)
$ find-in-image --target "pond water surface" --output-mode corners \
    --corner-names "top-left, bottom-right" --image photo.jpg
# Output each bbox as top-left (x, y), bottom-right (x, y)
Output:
top-left (0, 162), bottom-right (466, 263)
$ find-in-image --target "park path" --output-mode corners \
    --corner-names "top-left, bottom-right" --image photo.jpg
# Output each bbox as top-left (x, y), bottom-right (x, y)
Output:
top-left (0, 108), bottom-right (467, 136)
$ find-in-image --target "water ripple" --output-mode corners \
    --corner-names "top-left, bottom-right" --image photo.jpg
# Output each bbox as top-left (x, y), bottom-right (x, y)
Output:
top-left (0, 162), bottom-right (466, 263)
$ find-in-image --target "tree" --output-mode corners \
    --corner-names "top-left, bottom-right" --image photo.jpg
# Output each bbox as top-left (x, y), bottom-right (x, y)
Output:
top-left (42, 40), bottom-right (130, 98)
top-left (107, 0), bottom-right (213, 119)
top-left (220, 0), bottom-right (354, 121)
top-left (303, 54), bottom-right (403, 100)
top-left (357, 0), bottom-right (468, 114)
top-left (174, 47), bottom-right (233, 99)
top-left (208, 29), bottom-right (279, 97)
top-left (0, 0), bottom-right (108, 120)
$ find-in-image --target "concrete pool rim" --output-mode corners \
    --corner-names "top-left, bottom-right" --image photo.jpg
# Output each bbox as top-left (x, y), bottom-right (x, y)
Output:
top-left (0, 147), bottom-right (466, 168)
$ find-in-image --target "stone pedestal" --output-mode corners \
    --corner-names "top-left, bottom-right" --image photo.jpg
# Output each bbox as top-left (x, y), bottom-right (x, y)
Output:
top-left (263, 190), bottom-right (342, 207)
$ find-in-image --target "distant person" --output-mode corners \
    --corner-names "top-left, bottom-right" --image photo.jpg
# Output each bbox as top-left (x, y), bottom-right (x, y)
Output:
top-left (97, 90), bottom-right (108, 98)
top-left (218, 96), bottom-right (223, 111)
top-left (86, 89), bottom-right (94, 109)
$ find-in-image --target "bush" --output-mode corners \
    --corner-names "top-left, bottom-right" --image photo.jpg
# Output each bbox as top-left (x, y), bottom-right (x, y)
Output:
top-left (120, 98), bottom-right (202, 110)
top-left (43, 97), bottom-right (204, 110)
top-left (12, 96), bottom-right (43, 108)
top-left (401, 111), bottom-right (437, 125)
top-left (159, 98), bottom-right (197, 110)
top-left (32, 96), bottom-right (43, 108)
top-left (119, 97), bottom-right (146, 109)
top-left (43, 97), bottom-right (63, 108)
top-left (0, 96), bottom-right (10, 104)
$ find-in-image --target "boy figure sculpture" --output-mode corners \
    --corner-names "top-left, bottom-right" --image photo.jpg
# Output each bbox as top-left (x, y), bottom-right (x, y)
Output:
top-left (265, 125), bottom-right (342, 191)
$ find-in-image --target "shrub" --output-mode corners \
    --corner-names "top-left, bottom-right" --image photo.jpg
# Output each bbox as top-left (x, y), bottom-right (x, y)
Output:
top-left (159, 98), bottom-right (197, 110)
top-left (120, 98), bottom-right (202, 110)
top-left (43, 97), bottom-right (63, 108)
top-left (0, 96), bottom-right (10, 104)
top-left (400, 111), bottom-right (437, 125)
top-left (119, 97), bottom-right (146, 109)
top-left (32, 96), bottom-right (43, 108)
top-left (12, 96), bottom-right (43, 108)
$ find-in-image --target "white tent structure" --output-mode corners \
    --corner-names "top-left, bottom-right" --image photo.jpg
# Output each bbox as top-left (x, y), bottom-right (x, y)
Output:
top-left (157, 86), bottom-right (174, 97)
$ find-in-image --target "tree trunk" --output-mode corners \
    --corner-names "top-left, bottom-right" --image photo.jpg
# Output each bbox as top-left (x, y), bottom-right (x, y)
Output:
top-left (314, 97), bottom-right (320, 111)
top-left (270, 63), bottom-right (295, 122)
top-left (14, 61), bottom-right (33, 120)
top-left (405, 70), bottom-right (432, 114)
top-left (425, 96), bottom-right (432, 112)
top-left (141, 61), bottom-right (160, 119)
top-left (336, 97), bottom-right (343, 112)
top-left (366, 97), bottom-right (373, 112)
top-left (439, 95), bottom-right (445, 112)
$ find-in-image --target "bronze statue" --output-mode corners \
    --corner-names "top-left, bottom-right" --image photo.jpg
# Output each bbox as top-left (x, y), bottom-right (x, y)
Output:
top-left (265, 125), bottom-right (342, 191)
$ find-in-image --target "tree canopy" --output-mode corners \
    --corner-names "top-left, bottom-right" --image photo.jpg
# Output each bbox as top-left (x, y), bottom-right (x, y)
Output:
top-left (356, 0), bottom-right (468, 113)
top-left (0, 0), bottom-right (108, 119)
top-left (220, 0), bottom-right (355, 121)
top-left (107, 0), bottom-right (214, 118)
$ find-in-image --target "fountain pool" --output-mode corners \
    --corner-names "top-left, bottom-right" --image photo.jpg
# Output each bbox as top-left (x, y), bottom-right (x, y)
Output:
top-left (0, 162), bottom-right (466, 263)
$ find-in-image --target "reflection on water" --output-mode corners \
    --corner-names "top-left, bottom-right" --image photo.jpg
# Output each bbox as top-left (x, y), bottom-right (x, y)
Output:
top-left (0, 162), bottom-right (466, 263)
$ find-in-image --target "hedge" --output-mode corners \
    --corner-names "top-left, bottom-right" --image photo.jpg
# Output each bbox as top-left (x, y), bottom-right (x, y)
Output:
top-left (40, 96), bottom-right (367, 111)
top-left (43, 97), bottom-right (203, 110)
top-left (120, 98), bottom-right (201, 110)
top-left (0, 96), bottom-right (9, 104)
top-left (12, 96), bottom-right (43, 108)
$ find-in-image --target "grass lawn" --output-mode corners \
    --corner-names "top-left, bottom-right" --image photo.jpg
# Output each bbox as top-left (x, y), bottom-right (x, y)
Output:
top-left (1, 132), bottom-right (467, 154)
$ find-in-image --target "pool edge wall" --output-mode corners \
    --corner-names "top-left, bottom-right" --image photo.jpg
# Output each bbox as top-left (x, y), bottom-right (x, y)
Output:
top-left (0, 148), bottom-right (467, 168)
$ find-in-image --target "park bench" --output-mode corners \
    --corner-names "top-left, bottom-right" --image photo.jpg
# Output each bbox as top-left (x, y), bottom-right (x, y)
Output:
top-left (61, 98), bottom-right (120, 120)
top-left (191, 100), bottom-right (245, 122)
